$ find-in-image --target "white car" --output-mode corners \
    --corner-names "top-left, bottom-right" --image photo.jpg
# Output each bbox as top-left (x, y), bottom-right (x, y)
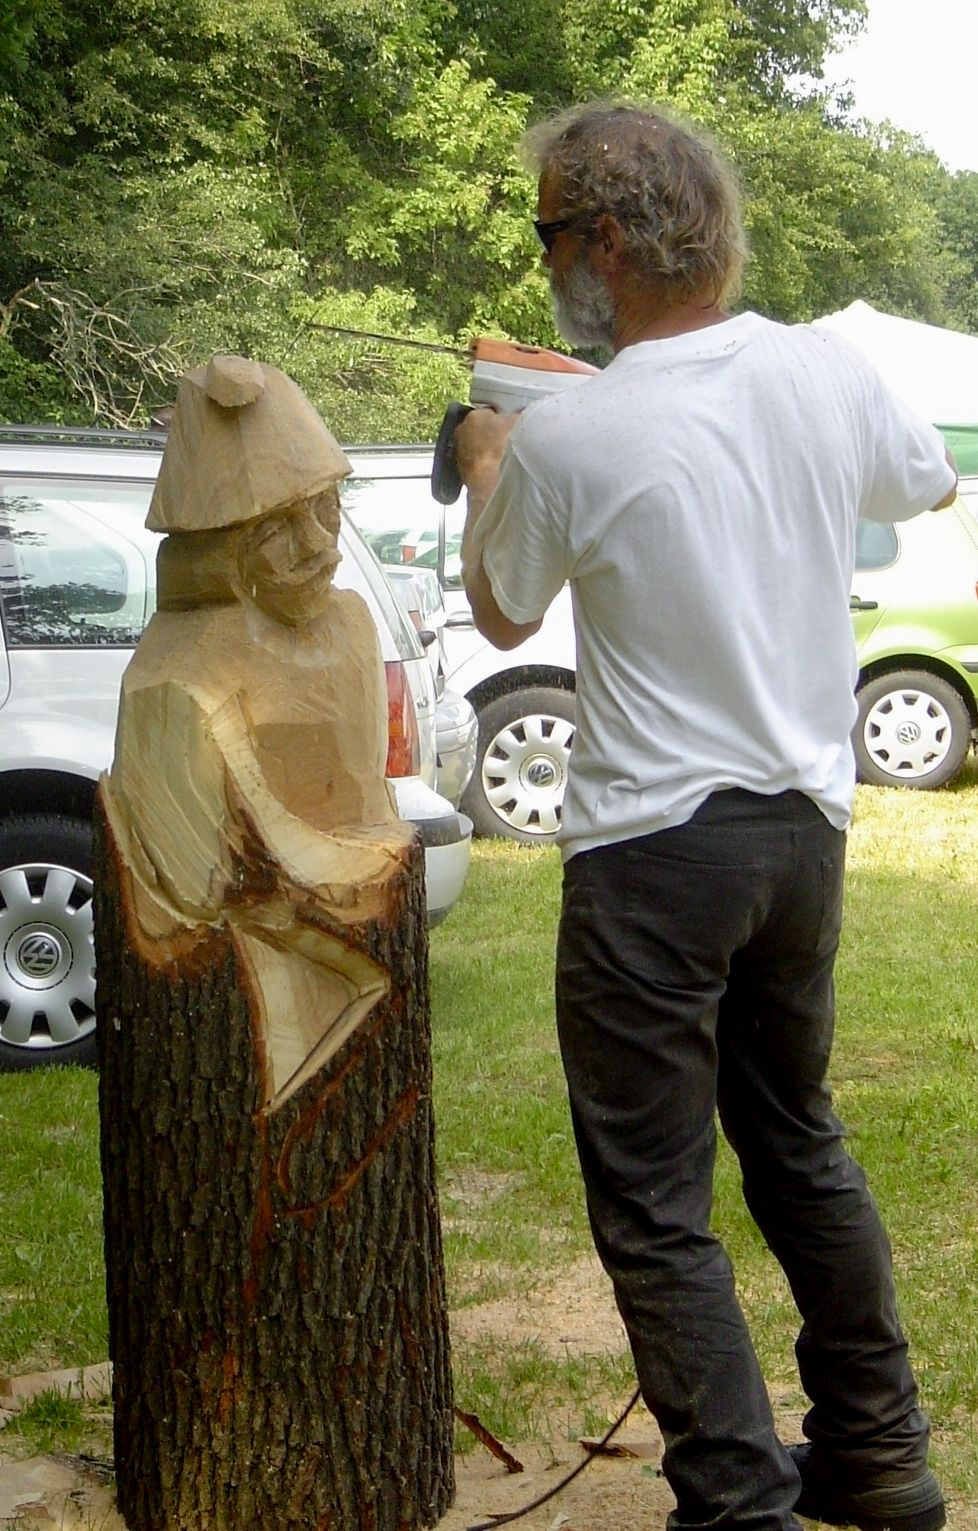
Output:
top-left (381, 562), bottom-right (478, 809)
top-left (344, 452), bottom-right (978, 840)
top-left (0, 427), bottom-right (472, 1072)
top-left (345, 447), bottom-right (577, 845)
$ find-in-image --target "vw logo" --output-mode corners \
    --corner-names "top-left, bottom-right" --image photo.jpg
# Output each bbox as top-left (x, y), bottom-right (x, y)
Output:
top-left (896, 721), bottom-right (922, 745)
top-left (17, 932), bottom-right (62, 978)
top-left (526, 759), bottom-right (558, 789)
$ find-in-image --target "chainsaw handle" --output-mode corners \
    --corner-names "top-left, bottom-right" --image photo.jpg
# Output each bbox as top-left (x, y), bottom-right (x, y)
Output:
top-left (430, 400), bottom-right (474, 505)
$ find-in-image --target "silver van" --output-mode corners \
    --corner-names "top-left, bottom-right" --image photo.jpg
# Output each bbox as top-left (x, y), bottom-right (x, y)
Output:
top-left (0, 427), bottom-right (472, 1071)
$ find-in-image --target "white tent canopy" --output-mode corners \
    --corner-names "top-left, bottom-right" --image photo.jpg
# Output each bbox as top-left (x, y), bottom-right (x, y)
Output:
top-left (814, 300), bottom-right (978, 427)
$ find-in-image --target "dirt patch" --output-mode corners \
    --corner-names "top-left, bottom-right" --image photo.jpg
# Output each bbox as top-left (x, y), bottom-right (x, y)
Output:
top-left (450, 1251), bottom-right (628, 1358)
top-left (448, 1255), bottom-right (976, 1531)
top-left (0, 1441), bottom-right (675, 1530)
top-left (3, 1254), bottom-right (976, 1529)
top-left (4, 1437), bottom-right (976, 1531)
top-left (429, 1438), bottom-right (672, 1531)
top-left (442, 1169), bottom-right (525, 1212)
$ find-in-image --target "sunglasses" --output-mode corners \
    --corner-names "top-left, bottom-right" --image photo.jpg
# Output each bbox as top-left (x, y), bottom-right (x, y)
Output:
top-left (533, 215), bottom-right (590, 254)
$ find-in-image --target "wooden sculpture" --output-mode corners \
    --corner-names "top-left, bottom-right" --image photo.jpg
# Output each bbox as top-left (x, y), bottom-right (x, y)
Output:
top-left (94, 355), bottom-right (454, 1531)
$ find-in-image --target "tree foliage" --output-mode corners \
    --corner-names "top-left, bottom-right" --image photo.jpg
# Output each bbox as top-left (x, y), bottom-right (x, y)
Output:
top-left (1, 0), bottom-right (974, 437)
top-left (932, 171), bottom-right (978, 335)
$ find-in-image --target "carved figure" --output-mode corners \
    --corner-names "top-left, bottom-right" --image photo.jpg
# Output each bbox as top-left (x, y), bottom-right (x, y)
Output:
top-left (95, 356), bottom-right (454, 1531)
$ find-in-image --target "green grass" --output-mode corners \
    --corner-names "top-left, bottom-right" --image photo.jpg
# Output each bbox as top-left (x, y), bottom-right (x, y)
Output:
top-left (1, 769), bottom-right (977, 1497)
top-left (0, 1069), bottom-right (105, 1373)
top-left (2, 1389), bottom-right (89, 1456)
top-left (452, 1335), bottom-right (637, 1449)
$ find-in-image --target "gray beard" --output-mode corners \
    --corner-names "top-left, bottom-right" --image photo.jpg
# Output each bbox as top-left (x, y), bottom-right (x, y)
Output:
top-left (550, 254), bottom-right (615, 352)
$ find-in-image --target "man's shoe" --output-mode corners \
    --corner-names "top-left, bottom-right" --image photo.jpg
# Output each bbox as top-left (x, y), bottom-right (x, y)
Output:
top-left (789, 1444), bottom-right (946, 1531)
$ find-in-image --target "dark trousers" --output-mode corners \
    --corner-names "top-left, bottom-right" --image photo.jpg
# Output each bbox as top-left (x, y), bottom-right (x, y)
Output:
top-left (555, 789), bottom-right (929, 1531)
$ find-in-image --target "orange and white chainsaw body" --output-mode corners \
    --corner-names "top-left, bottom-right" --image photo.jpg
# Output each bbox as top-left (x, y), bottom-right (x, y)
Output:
top-left (468, 339), bottom-right (599, 412)
top-left (430, 339), bottom-right (600, 504)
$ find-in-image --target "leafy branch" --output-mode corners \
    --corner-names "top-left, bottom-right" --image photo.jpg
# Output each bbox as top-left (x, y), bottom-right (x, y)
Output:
top-left (29, 281), bottom-right (185, 426)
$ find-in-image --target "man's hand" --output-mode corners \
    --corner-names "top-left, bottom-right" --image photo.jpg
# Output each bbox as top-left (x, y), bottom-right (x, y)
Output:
top-left (456, 407), bottom-right (520, 514)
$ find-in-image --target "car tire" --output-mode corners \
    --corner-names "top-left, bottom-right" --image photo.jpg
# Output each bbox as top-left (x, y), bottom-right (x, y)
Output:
top-left (462, 686), bottom-right (575, 843)
top-left (853, 670), bottom-right (973, 789)
top-left (0, 814), bottom-right (97, 1072)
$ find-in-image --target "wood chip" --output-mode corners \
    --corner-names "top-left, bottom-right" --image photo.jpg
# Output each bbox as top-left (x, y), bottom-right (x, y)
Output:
top-left (578, 1436), bottom-right (660, 1460)
top-left (453, 1409), bottom-right (524, 1473)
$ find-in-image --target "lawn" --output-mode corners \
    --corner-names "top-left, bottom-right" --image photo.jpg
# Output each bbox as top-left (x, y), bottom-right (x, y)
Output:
top-left (1, 769), bottom-right (976, 1502)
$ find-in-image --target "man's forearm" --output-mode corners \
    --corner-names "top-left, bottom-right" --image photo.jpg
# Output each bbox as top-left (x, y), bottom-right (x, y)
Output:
top-left (456, 411), bottom-right (514, 578)
top-left (455, 411), bottom-right (542, 650)
top-left (931, 447), bottom-right (958, 510)
top-left (459, 467), bottom-right (500, 584)
top-left (464, 551), bottom-right (542, 651)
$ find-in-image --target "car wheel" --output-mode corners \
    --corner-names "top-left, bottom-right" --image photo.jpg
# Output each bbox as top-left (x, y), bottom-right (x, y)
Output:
top-left (0, 815), bottom-right (97, 1071)
top-left (462, 687), bottom-right (575, 843)
top-left (853, 671), bottom-right (972, 789)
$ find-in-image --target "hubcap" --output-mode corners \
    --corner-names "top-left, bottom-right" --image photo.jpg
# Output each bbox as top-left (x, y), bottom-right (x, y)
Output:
top-left (0, 863), bottom-right (95, 1051)
top-left (862, 687), bottom-right (953, 780)
top-left (482, 710), bottom-right (575, 836)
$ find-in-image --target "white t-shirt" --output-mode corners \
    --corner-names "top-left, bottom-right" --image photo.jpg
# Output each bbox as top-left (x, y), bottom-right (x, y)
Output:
top-left (473, 312), bottom-right (956, 860)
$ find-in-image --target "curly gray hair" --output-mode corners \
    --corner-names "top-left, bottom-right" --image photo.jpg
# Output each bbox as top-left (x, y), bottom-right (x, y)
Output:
top-left (522, 101), bottom-right (747, 306)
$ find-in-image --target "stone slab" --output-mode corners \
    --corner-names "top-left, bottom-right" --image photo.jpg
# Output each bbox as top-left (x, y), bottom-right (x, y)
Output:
top-left (0, 1366), bottom-right (112, 1412)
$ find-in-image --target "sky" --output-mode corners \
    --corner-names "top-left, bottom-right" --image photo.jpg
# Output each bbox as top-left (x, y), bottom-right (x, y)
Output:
top-left (822, 0), bottom-right (978, 173)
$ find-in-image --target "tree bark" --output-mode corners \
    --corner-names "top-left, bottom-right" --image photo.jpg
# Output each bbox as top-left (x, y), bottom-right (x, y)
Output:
top-left (95, 793), bottom-right (454, 1531)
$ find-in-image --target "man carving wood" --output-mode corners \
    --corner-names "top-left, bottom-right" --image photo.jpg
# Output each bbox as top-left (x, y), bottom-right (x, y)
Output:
top-left (95, 355), bottom-right (454, 1531)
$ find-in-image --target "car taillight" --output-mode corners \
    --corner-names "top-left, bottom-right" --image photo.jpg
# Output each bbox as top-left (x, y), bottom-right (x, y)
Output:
top-left (384, 660), bottom-right (421, 777)
top-left (400, 545), bottom-right (416, 562)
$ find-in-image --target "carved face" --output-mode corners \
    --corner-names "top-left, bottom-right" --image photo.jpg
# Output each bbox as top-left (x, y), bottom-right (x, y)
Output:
top-left (236, 490), bottom-right (342, 629)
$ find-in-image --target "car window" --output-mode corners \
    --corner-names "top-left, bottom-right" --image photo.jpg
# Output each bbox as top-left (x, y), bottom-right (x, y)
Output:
top-left (854, 518), bottom-right (898, 571)
top-left (0, 479), bottom-right (154, 646)
top-left (407, 502), bottom-right (465, 590)
top-left (337, 510), bottom-right (424, 664)
top-left (343, 472), bottom-right (467, 591)
top-left (342, 474), bottom-right (439, 564)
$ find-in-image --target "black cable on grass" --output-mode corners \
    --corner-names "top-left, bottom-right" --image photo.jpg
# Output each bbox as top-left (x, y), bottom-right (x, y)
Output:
top-left (466, 1385), bottom-right (645, 1531)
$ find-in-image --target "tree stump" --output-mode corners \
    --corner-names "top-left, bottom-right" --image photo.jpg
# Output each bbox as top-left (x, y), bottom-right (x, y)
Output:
top-left (94, 356), bottom-right (454, 1531)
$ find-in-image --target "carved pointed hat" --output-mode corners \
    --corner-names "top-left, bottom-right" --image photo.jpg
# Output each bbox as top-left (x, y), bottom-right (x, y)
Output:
top-left (147, 356), bottom-right (351, 533)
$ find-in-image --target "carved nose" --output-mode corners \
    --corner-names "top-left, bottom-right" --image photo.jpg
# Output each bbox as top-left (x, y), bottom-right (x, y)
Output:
top-left (296, 522), bottom-right (329, 557)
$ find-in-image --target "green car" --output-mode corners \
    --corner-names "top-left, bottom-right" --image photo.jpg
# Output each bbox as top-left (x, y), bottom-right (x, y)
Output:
top-left (851, 478), bottom-right (978, 788)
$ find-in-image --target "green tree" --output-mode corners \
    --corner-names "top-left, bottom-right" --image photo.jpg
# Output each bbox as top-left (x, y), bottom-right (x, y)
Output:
top-left (727, 0), bottom-right (867, 97)
top-left (932, 170), bottom-right (978, 334)
top-left (1, 0), bottom-right (971, 439)
top-left (732, 109), bottom-right (954, 323)
top-left (0, 0), bottom-right (325, 420)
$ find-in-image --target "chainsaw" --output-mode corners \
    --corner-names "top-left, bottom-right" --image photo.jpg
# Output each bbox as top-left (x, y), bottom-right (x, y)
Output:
top-left (430, 338), bottom-right (599, 504)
